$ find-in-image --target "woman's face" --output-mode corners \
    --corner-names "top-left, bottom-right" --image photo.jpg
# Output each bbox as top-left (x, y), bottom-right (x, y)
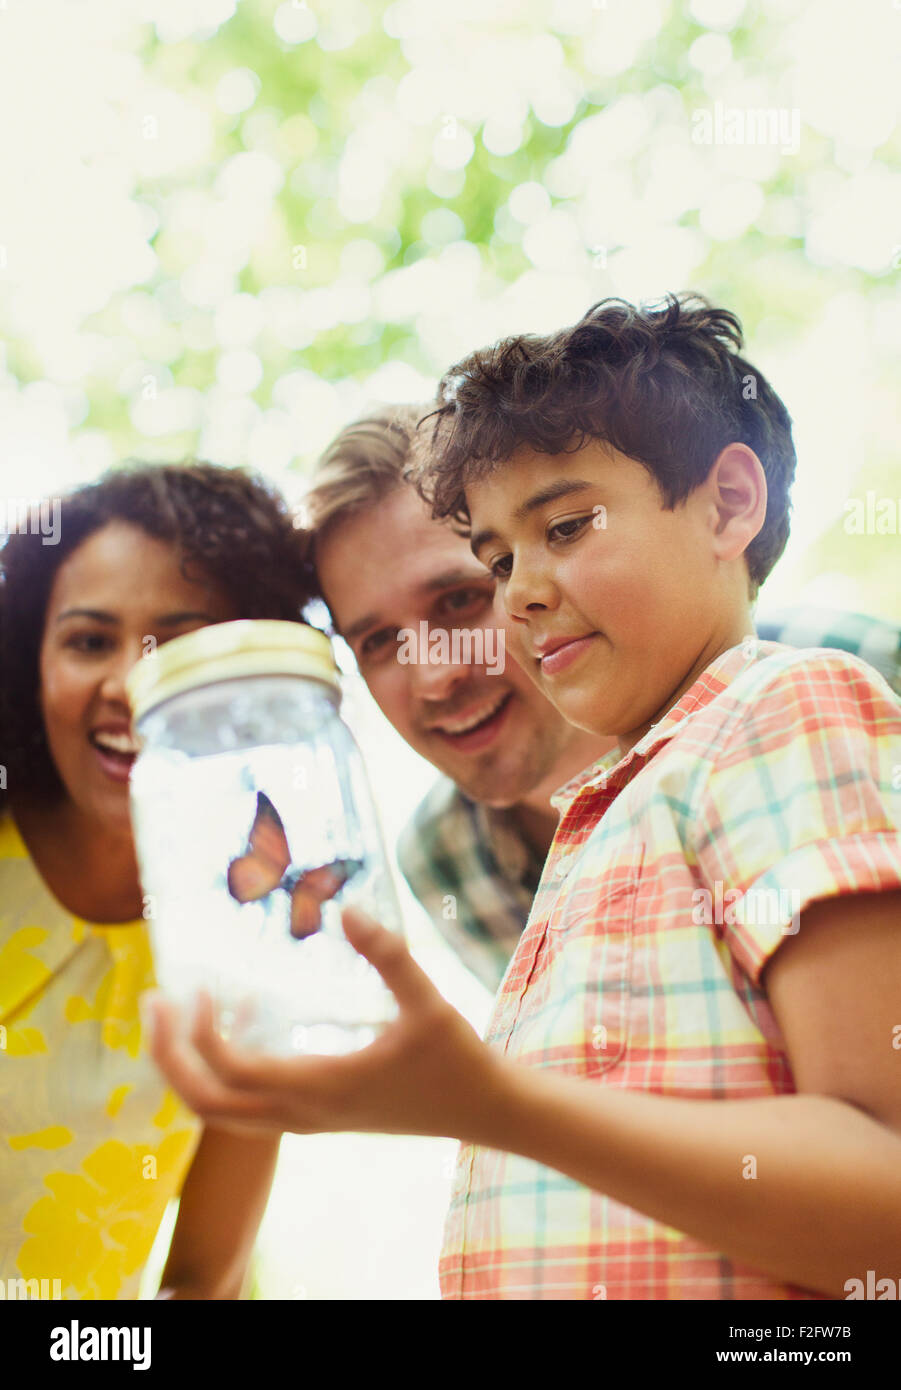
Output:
top-left (38, 521), bottom-right (238, 833)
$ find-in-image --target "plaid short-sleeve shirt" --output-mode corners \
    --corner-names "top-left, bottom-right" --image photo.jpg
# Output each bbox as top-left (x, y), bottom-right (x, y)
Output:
top-left (438, 641), bottom-right (901, 1300)
top-left (399, 609), bottom-right (901, 994)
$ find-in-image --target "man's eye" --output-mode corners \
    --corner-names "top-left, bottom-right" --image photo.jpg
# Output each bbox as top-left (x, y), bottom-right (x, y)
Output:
top-left (359, 629), bottom-right (397, 659)
top-left (438, 587), bottom-right (491, 617)
top-left (548, 517), bottom-right (591, 543)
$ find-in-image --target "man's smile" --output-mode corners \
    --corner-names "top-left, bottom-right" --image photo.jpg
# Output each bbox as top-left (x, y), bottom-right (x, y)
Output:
top-left (425, 689), bottom-right (514, 750)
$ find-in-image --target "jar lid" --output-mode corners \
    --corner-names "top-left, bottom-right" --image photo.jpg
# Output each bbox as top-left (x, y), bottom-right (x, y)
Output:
top-left (126, 619), bottom-right (339, 720)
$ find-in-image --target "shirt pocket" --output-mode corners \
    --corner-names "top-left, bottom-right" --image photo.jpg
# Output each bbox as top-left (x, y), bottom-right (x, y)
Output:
top-left (508, 843), bottom-right (644, 1078)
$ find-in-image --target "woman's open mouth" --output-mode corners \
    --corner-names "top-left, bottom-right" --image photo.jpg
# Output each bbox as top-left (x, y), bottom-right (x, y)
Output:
top-left (89, 729), bottom-right (140, 783)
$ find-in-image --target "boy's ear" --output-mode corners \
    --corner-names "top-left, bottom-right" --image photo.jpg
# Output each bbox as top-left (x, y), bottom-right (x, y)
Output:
top-left (705, 443), bottom-right (767, 563)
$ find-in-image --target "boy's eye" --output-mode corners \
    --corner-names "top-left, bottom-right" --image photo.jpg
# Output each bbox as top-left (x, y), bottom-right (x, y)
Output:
top-left (547, 516), bottom-right (591, 543)
top-left (488, 555), bottom-right (513, 582)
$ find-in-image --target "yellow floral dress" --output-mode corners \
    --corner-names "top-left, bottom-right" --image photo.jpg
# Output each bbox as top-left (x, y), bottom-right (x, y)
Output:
top-left (0, 814), bottom-right (201, 1299)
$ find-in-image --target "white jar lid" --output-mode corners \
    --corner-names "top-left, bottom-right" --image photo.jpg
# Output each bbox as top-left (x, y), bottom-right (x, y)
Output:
top-left (125, 619), bottom-right (339, 721)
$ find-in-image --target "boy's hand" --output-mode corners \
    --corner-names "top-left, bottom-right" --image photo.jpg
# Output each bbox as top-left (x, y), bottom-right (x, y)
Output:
top-left (143, 908), bottom-right (503, 1142)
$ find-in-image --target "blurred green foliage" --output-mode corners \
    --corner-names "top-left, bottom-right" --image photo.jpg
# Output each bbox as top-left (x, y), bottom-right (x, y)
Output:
top-left (0, 0), bottom-right (898, 615)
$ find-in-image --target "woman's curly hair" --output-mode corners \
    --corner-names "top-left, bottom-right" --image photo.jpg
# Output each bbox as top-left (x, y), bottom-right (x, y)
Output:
top-left (0, 461), bottom-right (314, 813)
top-left (411, 293), bottom-right (797, 594)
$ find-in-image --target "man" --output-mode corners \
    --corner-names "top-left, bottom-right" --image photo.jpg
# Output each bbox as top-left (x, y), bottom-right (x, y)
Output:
top-left (301, 406), bottom-right (613, 992)
top-left (299, 406), bottom-right (901, 994)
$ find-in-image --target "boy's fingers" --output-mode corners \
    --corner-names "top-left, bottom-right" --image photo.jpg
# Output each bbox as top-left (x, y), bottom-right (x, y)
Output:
top-left (187, 989), bottom-right (364, 1106)
top-left (141, 991), bottom-right (182, 1064)
top-left (340, 907), bottom-right (435, 1012)
top-left (143, 993), bottom-right (281, 1124)
top-left (187, 989), bottom-right (341, 1090)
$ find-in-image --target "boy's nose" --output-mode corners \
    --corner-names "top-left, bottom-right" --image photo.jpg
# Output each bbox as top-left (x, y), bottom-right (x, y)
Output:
top-left (503, 563), bottom-right (557, 620)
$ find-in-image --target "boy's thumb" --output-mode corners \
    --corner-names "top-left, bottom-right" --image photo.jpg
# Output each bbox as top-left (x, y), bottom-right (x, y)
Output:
top-left (340, 907), bottom-right (427, 1010)
top-left (341, 906), bottom-right (381, 940)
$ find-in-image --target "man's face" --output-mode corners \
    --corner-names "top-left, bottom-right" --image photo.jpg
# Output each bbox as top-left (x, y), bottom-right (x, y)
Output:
top-left (315, 486), bottom-right (588, 805)
top-left (467, 440), bottom-right (744, 748)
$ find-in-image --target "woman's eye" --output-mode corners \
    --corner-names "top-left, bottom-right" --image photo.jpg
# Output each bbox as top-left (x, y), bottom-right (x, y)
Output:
top-left (548, 516), bottom-right (591, 543)
top-left (489, 556), bottom-right (513, 582)
top-left (67, 632), bottom-right (112, 654)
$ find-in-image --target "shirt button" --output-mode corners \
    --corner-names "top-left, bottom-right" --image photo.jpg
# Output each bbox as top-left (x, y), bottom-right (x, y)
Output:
top-left (554, 854), bottom-right (572, 878)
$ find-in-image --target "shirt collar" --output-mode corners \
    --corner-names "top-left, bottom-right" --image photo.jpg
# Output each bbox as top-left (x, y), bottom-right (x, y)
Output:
top-left (550, 638), bottom-right (787, 813)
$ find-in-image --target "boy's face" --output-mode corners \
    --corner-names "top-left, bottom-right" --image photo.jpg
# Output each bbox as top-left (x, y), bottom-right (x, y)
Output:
top-left (467, 440), bottom-right (753, 749)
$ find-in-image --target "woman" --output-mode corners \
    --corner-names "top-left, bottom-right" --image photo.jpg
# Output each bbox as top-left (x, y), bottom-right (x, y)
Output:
top-left (0, 461), bottom-right (313, 1299)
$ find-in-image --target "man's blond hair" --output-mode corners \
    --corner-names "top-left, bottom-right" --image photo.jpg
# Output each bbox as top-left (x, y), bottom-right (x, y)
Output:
top-left (301, 404), bottom-right (427, 546)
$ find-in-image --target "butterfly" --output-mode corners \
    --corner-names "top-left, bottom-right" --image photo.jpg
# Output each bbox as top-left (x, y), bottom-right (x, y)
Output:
top-left (226, 791), bottom-right (361, 939)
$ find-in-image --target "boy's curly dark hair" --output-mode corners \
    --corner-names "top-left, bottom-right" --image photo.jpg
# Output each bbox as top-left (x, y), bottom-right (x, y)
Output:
top-left (411, 293), bottom-right (797, 594)
top-left (0, 461), bottom-right (314, 812)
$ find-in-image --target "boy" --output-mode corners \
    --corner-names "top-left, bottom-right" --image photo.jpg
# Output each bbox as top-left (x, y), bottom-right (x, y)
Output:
top-left (303, 410), bottom-right (901, 995)
top-left (147, 295), bottom-right (901, 1300)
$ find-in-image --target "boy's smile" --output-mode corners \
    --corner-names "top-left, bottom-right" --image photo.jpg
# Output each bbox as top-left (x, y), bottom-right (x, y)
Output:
top-left (467, 439), bottom-right (764, 750)
top-left (535, 633), bottom-right (600, 675)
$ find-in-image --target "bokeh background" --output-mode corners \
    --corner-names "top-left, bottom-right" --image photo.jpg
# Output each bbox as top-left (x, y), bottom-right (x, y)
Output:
top-left (1, 0), bottom-right (899, 1298)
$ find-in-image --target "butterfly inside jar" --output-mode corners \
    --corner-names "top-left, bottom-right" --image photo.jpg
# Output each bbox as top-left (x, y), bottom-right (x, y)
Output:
top-left (226, 790), bottom-right (363, 938)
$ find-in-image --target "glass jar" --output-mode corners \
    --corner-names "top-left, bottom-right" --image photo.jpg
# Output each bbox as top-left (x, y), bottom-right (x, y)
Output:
top-left (126, 619), bottom-right (402, 1056)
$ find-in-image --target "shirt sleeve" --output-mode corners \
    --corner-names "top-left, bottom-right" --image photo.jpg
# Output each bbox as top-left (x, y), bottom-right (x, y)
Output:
top-left (690, 650), bottom-right (901, 986)
top-left (756, 607), bottom-right (901, 695)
